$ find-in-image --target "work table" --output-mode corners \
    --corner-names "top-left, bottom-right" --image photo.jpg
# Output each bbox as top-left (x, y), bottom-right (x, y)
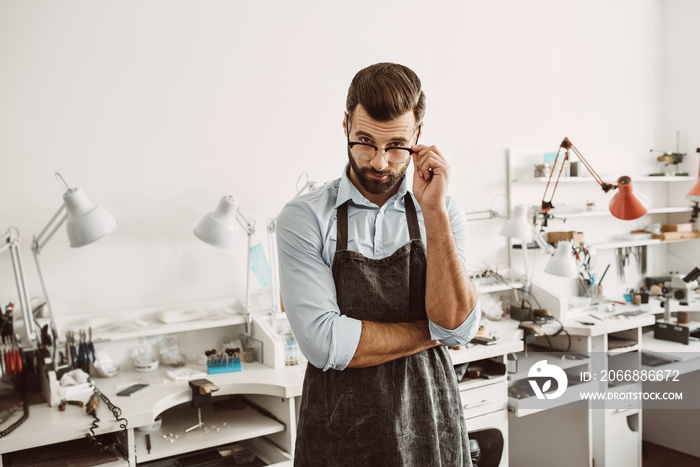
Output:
top-left (0, 361), bottom-right (306, 459)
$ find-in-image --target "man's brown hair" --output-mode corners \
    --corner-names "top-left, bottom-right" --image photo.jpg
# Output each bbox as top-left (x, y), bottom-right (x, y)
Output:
top-left (346, 63), bottom-right (425, 126)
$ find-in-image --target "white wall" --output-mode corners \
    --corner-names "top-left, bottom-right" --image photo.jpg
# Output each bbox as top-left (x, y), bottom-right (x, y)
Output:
top-left (0, 0), bottom-right (669, 323)
top-left (661, 0), bottom-right (700, 273)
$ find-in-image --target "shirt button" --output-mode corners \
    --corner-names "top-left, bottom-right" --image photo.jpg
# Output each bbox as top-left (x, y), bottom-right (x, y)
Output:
top-left (375, 246), bottom-right (380, 253)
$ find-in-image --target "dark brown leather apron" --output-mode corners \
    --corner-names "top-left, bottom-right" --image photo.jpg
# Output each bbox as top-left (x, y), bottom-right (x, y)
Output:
top-left (294, 194), bottom-right (471, 466)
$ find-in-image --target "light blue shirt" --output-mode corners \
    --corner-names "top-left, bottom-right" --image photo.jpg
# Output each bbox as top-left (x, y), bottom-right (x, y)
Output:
top-left (276, 165), bottom-right (481, 371)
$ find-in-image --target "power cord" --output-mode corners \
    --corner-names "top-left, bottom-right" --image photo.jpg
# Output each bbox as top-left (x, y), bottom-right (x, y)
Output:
top-left (0, 403), bottom-right (28, 438)
top-left (532, 310), bottom-right (572, 353)
top-left (85, 385), bottom-right (129, 459)
top-left (473, 267), bottom-right (572, 352)
top-left (478, 268), bottom-right (545, 309)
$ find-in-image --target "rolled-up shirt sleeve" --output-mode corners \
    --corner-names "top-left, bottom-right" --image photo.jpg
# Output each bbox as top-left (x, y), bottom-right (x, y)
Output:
top-left (276, 202), bottom-right (361, 371)
top-left (429, 302), bottom-right (481, 347)
top-left (426, 196), bottom-right (481, 346)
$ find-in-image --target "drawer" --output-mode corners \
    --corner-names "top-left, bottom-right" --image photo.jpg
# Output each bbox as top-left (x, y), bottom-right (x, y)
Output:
top-left (607, 384), bottom-right (642, 412)
top-left (460, 380), bottom-right (507, 419)
top-left (604, 409), bottom-right (640, 467)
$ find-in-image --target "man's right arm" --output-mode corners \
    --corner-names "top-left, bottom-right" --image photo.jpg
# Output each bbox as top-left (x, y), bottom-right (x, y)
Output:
top-left (276, 202), bottom-right (437, 371)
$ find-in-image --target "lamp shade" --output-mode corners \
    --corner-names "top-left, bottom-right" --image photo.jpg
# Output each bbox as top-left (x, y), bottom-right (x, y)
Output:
top-left (608, 176), bottom-right (650, 220)
top-left (688, 181), bottom-right (700, 202)
top-left (688, 159), bottom-right (700, 202)
top-left (500, 205), bottom-right (533, 242)
top-left (194, 195), bottom-right (240, 249)
top-left (544, 241), bottom-right (579, 279)
top-left (63, 188), bottom-right (118, 248)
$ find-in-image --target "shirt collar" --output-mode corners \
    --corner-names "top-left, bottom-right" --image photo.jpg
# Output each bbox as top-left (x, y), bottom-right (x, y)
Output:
top-left (335, 163), bottom-right (409, 209)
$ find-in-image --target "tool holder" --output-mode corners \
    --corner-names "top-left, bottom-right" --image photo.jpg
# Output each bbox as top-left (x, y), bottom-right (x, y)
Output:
top-left (185, 379), bottom-right (219, 433)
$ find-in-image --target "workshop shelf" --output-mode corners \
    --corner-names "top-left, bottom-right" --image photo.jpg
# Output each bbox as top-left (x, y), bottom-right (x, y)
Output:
top-left (134, 401), bottom-right (286, 464)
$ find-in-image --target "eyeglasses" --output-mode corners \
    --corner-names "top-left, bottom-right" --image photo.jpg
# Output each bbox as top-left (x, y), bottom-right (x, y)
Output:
top-left (346, 115), bottom-right (421, 164)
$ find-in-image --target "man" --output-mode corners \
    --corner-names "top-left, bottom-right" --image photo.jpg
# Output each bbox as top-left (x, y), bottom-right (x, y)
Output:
top-left (276, 62), bottom-right (481, 466)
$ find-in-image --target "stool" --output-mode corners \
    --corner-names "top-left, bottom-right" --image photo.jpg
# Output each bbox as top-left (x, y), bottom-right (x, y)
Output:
top-left (185, 379), bottom-right (219, 433)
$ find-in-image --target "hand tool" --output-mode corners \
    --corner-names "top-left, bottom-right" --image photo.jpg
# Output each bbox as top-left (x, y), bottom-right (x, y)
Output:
top-left (67, 331), bottom-right (78, 369)
top-left (87, 328), bottom-right (95, 363)
top-left (86, 391), bottom-right (100, 416)
top-left (78, 330), bottom-right (89, 373)
top-left (0, 402), bottom-right (23, 424)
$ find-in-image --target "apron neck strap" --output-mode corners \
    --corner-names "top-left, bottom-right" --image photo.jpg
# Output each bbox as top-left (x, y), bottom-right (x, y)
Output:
top-left (337, 202), bottom-right (349, 251)
top-left (404, 194), bottom-right (421, 241)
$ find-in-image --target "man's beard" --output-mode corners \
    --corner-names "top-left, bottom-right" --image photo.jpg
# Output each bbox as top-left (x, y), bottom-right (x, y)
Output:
top-left (347, 150), bottom-right (409, 195)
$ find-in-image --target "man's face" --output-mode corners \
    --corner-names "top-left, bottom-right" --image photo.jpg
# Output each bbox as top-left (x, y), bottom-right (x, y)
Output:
top-left (345, 105), bottom-right (417, 197)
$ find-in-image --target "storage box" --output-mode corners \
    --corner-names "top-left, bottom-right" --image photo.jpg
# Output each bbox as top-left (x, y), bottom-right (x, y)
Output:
top-left (633, 229), bottom-right (700, 241)
top-left (656, 230), bottom-right (700, 241)
top-left (547, 231), bottom-right (584, 247)
top-left (661, 223), bottom-right (693, 232)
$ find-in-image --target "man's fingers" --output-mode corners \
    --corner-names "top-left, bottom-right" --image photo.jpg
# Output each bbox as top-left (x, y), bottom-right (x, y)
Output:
top-left (413, 145), bottom-right (449, 182)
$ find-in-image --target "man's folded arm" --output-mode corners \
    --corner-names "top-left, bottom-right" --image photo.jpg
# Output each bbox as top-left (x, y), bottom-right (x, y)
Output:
top-left (277, 203), bottom-right (439, 371)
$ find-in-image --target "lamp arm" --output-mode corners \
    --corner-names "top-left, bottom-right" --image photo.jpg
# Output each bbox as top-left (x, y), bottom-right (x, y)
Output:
top-left (244, 226), bottom-right (253, 335)
top-left (266, 173), bottom-right (318, 316)
top-left (267, 222), bottom-right (281, 314)
top-left (531, 226), bottom-right (555, 256)
top-left (563, 139), bottom-right (616, 192)
top-left (295, 180), bottom-right (317, 198)
top-left (33, 204), bottom-right (67, 255)
top-left (28, 204), bottom-right (68, 346)
top-left (235, 210), bottom-right (256, 236)
top-left (294, 173), bottom-right (317, 198)
top-left (541, 137), bottom-right (617, 212)
top-left (266, 177), bottom-right (319, 229)
top-left (2, 228), bottom-right (36, 345)
top-left (32, 244), bottom-right (60, 344)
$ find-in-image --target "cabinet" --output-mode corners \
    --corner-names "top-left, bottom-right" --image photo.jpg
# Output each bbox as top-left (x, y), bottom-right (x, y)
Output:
top-left (450, 281), bottom-right (525, 467)
top-left (641, 322), bottom-right (700, 459)
top-left (504, 288), bottom-right (653, 467)
top-left (0, 299), bottom-right (302, 467)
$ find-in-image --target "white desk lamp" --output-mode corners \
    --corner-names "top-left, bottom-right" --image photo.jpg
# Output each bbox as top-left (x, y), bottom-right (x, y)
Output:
top-left (544, 241), bottom-right (580, 279)
top-left (266, 174), bottom-right (317, 326)
top-left (1, 227), bottom-right (34, 346)
top-left (194, 195), bottom-right (256, 335)
top-left (32, 173), bottom-right (118, 342)
top-left (500, 205), bottom-right (535, 290)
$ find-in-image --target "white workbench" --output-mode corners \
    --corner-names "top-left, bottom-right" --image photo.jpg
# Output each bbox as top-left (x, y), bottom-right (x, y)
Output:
top-left (0, 361), bottom-right (306, 466)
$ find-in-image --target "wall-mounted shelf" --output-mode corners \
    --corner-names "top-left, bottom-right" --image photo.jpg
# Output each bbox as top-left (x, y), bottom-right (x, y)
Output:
top-left (591, 237), bottom-right (698, 250)
top-left (550, 206), bottom-right (693, 218)
top-left (61, 298), bottom-right (246, 343)
top-left (513, 175), bottom-right (695, 184)
top-left (92, 314), bottom-right (246, 343)
top-left (476, 282), bottom-right (523, 294)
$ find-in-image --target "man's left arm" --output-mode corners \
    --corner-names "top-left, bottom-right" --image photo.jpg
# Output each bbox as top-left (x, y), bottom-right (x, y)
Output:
top-left (412, 145), bottom-right (480, 345)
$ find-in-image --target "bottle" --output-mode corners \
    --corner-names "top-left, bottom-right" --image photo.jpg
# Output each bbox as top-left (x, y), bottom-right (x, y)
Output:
top-left (284, 332), bottom-right (299, 366)
top-left (507, 353), bottom-right (518, 374)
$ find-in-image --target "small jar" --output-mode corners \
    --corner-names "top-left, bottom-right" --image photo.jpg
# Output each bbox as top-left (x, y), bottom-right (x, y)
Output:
top-left (534, 163), bottom-right (550, 178)
top-left (507, 353), bottom-right (518, 374)
top-left (283, 332), bottom-right (300, 366)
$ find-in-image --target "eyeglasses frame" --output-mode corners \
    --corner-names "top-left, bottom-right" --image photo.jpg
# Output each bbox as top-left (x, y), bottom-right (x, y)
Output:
top-left (345, 114), bottom-right (422, 164)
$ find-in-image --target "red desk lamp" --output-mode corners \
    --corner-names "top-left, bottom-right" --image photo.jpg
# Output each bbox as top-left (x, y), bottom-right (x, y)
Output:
top-left (687, 148), bottom-right (700, 223)
top-left (541, 138), bottom-right (650, 220)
